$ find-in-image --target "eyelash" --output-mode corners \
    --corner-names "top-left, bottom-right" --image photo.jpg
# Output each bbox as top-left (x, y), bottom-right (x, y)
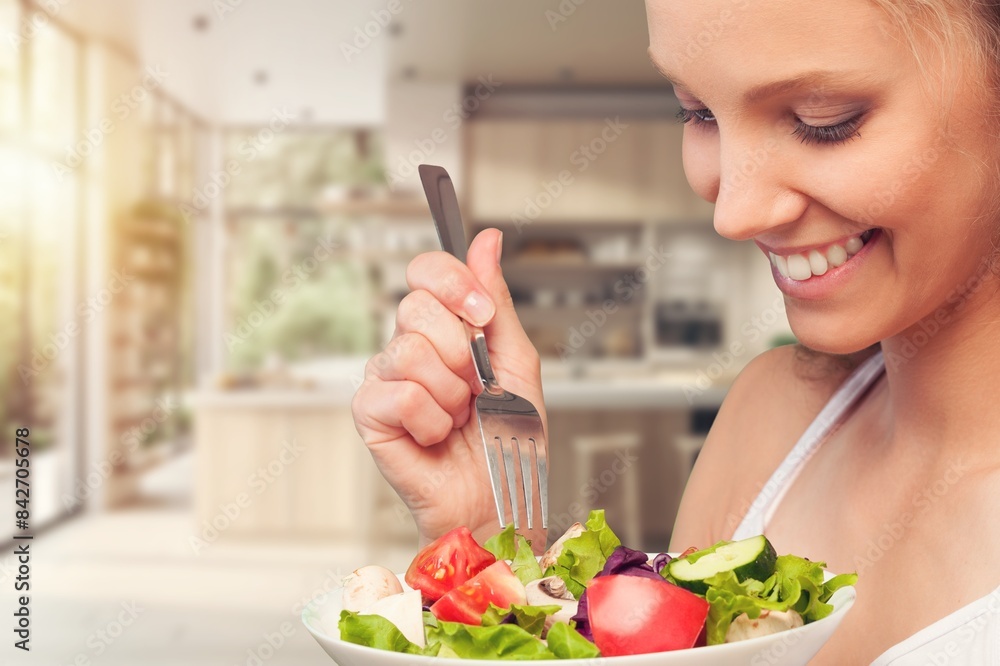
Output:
top-left (674, 107), bottom-right (864, 146)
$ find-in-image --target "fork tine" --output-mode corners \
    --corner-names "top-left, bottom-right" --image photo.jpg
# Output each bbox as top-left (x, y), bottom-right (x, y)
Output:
top-left (486, 436), bottom-right (507, 528)
top-left (518, 438), bottom-right (535, 530)
top-left (501, 438), bottom-right (521, 529)
top-left (533, 437), bottom-right (549, 530)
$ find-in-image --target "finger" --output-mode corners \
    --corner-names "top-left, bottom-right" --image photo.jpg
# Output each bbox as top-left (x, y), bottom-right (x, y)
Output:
top-left (466, 228), bottom-right (534, 349)
top-left (394, 289), bottom-right (478, 389)
top-left (406, 251), bottom-right (496, 327)
top-left (353, 378), bottom-right (455, 447)
top-left (365, 332), bottom-right (472, 426)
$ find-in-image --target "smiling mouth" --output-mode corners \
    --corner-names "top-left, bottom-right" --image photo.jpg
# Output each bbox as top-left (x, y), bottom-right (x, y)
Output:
top-left (767, 229), bottom-right (876, 281)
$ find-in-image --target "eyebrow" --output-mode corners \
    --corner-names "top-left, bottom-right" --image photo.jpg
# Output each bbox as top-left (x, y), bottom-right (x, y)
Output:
top-left (647, 48), bottom-right (877, 104)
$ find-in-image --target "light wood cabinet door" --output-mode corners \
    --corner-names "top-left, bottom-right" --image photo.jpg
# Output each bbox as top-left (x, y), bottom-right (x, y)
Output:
top-left (638, 121), bottom-right (716, 221)
top-left (468, 119), bottom-right (714, 223)
top-left (468, 120), bottom-right (546, 222)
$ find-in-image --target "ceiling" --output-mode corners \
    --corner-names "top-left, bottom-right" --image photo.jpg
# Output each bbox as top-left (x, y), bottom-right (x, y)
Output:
top-left (58, 0), bottom-right (662, 125)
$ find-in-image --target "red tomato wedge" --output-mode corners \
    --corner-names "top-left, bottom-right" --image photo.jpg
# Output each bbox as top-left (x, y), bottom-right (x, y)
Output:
top-left (430, 561), bottom-right (527, 625)
top-left (587, 574), bottom-right (710, 656)
top-left (404, 527), bottom-right (496, 601)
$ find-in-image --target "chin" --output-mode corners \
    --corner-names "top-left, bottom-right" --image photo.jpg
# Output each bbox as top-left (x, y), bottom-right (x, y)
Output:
top-left (787, 315), bottom-right (881, 357)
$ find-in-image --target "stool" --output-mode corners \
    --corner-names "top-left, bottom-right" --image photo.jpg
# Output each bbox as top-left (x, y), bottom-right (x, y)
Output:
top-left (572, 432), bottom-right (642, 547)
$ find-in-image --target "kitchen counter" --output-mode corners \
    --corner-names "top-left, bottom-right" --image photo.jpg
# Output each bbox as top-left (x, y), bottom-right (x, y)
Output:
top-left (189, 357), bottom-right (736, 410)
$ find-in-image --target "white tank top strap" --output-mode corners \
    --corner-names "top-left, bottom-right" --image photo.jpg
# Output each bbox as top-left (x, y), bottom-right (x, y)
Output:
top-left (731, 349), bottom-right (887, 541)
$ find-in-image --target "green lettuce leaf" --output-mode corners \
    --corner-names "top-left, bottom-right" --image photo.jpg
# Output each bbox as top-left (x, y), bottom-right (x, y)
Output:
top-left (544, 510), bottom-right (622, 599)
top-left (426, 620), bottom-right (557, 659)
top-left (546, 622), bottom-right (602, 659)
top-left (485, 524), bottom-right (544, 585)
top-left (511, 535), bottom-right (544, 585)
top-left (480, 603), bottom-right (561, 637)
top-left (703, 571), bottom-right (787, 645)
top-left (484, 524), bottom-right (519, 560)
top-left (701, 553), bottom-right (858, 645)
top-left (338, 610), bottom-right (438, 655)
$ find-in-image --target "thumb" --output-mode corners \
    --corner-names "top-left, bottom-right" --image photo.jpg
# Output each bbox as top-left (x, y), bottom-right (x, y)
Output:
top-left (466, 228), bottom-right (531, 347)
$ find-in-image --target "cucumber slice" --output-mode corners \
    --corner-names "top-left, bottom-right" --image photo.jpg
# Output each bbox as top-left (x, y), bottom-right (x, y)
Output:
top-left (668, 535), bottom-right (777, 595)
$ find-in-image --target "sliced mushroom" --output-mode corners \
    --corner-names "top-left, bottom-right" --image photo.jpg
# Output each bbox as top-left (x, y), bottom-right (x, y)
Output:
top-left (725, 609), bottom-right (804, 643)
top-left (525, 576), bottom-right (579, 636)
top-left (365, 590), bottom-right (425, 647)
top-left (341, 565), bottom-right (404, 612)
top-left (539, 523), bottom-right (585, 571)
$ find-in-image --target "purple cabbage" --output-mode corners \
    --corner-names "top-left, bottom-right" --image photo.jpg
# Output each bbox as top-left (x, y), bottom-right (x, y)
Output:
top-left (570, 546), bottom-right (668, 641)
top-left (652, 552), bottom-right (672, 575)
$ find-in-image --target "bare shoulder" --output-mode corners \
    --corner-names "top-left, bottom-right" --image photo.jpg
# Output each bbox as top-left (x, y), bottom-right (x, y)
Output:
top-left (669, 345), bottom-right (862, 550)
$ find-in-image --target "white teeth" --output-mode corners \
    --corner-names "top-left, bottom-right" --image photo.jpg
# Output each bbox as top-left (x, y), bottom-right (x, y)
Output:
top-left (770, 230), bottom-right (874, 281)
top-left (808, 250), bottom-right (828, 276)
top-left (826, 244), bottom-right (848, 267)
top-left (786, 254), bottom-right (813, 281)
top-left (775, 254), bottom-right (789, 278)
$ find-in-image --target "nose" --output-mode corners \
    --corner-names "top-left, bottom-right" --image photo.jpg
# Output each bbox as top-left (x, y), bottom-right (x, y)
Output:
top-left (711, 137), bottom-right (808, 242)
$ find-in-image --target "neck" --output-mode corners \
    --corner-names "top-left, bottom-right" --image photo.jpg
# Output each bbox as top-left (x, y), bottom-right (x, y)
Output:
top-left (879, 269), bottom-right (1000, 460)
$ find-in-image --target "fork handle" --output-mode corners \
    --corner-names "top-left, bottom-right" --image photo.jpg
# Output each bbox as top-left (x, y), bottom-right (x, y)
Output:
top-left (468, 325), bottom-right (504, 396)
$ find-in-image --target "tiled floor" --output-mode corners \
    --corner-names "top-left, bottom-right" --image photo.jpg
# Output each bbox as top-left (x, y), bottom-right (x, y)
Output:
top-left (3, 455), bottom-right (416, 666)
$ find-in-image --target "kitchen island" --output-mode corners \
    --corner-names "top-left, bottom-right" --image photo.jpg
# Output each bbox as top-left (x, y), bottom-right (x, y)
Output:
top-left (189, 358), bottom-right (735, 549)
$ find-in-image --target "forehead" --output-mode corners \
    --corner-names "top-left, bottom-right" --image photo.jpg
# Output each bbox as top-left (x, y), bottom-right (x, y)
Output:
top-left (645, 0), bottom-right (908, 98)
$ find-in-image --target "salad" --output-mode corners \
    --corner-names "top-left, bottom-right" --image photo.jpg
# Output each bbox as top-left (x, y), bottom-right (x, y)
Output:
top-left (336, 510), bottom-right (856, 659)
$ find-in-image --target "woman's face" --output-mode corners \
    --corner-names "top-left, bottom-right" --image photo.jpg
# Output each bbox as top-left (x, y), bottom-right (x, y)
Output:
top-left (646, 0), bottom-right (997, 354)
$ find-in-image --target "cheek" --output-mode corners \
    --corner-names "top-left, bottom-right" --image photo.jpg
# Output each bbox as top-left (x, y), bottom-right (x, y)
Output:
top-left (682, 132), bottom-right (720, 203)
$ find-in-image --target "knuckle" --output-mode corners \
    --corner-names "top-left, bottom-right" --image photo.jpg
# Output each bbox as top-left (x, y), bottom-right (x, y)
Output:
top-left (398, 380), bottom-right (427, 411)
top-left (365, 350), bottom-right (391, 378)
top-left (397, 290), bottom-right (443, 332)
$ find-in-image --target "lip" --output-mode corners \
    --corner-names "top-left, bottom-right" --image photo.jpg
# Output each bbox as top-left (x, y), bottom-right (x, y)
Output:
top-left (767, 229), bottom-right (882, 300)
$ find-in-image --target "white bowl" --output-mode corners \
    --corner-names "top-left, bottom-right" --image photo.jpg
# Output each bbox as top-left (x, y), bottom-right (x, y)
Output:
top-left (302, 563), bottom-right (856, 666)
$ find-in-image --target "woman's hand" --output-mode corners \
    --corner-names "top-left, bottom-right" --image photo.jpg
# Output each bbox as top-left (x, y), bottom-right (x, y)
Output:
top-left (352, 228), bottom-right (547, 548)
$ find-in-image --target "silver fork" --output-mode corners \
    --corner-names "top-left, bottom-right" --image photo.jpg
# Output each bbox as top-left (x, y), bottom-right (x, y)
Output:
top-left (418, 164), bottom-right (549, 531)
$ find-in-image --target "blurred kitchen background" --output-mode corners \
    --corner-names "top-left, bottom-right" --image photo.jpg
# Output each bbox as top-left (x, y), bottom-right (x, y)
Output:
top-left (0, 0), bottom-right (793, 664)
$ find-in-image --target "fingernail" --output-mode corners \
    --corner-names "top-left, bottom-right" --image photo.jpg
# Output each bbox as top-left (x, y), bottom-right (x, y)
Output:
top-left (496, 231), bottom-right (504, 264)
top-left (463, 291), bottom-right (495, 326)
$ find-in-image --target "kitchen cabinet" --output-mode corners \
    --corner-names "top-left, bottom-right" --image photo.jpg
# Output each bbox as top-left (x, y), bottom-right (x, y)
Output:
top-left (192, 395), bottom-right (387, 539)
top-left (466, 119), bottom-right (714, 223)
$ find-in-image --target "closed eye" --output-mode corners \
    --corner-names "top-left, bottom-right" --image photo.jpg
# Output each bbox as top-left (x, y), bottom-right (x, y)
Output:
top-left (676, 105), bottom-right (865, 146)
